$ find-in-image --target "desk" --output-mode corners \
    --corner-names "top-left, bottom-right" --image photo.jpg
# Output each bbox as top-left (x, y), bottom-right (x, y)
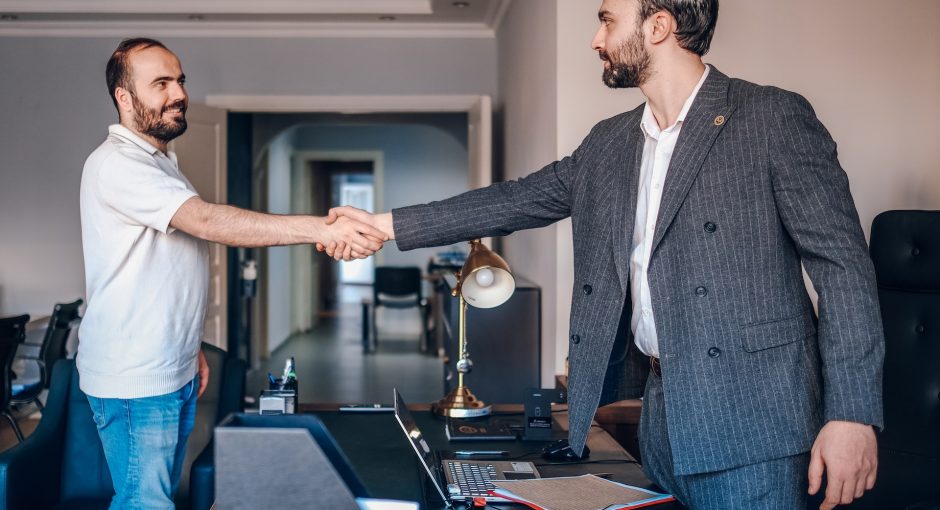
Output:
top-left (301, 404), bottom-right (684, 509)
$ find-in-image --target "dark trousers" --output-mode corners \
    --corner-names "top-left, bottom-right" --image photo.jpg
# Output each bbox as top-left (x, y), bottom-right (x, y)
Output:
top-left (639, 373), bottom-right (810, 509)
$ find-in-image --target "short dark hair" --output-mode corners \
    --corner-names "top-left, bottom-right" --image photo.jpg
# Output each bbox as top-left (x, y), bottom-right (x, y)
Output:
top-left (105, 37), bottom-right (169, 111)
top-left (638, 0), bottom-right (718, 56)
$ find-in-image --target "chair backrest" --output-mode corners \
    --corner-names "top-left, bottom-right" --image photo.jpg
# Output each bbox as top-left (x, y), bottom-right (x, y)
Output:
top-left (59, 360), bottom-right (114, 501)
top-left (39, 299), bottom-right (82, 389)
top-left (373, 266), bottom-right (422, 304)
top-left (0, 315), bottom-right (28, 410)
top-left (869, 210), bottom-right (940, 459)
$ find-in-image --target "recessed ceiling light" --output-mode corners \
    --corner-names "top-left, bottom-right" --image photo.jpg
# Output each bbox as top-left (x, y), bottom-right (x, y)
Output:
top-left (379, 15), bottom-right (396, 21)
top-left (0, 14), bottom-right (19, 21)
top-left (188, 14), bottom-right (205, 21)
top-left (453, 1), bottom-right (471, 7)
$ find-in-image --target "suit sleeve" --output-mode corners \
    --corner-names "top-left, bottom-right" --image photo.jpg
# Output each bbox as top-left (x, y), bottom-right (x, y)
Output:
top-left (769, 90), bottom-right (884, 429)
top-left (392, 127), bottom-right (596, 251)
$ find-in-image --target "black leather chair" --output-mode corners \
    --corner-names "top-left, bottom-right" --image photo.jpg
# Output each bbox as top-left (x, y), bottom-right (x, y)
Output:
top-left (365, 266), bottom-right (429, 352)
top-left (0, 315), bottom-right (28, 443)
top-left (833, 210), bottom-right (940, 510)
top-left (11, 299), bottom-right (82, 412)
top-left (0, 344), bottom-right (246, 510)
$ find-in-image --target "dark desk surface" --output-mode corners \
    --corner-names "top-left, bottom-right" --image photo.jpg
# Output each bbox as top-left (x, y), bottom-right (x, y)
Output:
top-left (301, 404), bottom-right (683, 509)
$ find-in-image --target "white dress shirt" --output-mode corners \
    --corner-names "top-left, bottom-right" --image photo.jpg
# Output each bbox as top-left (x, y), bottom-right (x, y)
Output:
top-left (630, 66), bottom-right (710, 358)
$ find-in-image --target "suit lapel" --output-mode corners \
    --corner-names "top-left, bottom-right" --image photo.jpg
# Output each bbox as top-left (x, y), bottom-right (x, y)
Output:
top-left (611, 113), bottom-right (644, 293)
top-left (651, 67), bottom-right (736, 255)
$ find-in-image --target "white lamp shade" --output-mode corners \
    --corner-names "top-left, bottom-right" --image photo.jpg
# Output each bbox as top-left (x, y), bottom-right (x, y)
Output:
top-left (461, 266), bottom-right (515, 308)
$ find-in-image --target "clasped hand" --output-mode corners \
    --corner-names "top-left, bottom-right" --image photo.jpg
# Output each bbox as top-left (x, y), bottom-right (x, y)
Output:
top-left (316, 206), bottom-right (392, 261)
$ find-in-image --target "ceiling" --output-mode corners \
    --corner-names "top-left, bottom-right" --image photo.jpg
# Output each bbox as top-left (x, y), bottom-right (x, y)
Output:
top-left (0, 0), bottom-right (511, 38)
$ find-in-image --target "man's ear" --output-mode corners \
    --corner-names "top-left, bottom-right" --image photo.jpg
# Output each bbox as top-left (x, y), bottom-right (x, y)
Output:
top-left (115, 86), bottom-right (134, 116)
top-left (647, 10), bottom-right (674, 45)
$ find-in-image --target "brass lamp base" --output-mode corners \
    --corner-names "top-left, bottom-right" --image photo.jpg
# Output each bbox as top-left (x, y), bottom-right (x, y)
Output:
top-left (432, 386), bottom-right (492, 418)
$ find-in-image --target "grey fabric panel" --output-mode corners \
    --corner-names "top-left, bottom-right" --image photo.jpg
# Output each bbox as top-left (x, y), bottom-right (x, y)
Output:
top-left (215, 428), bottom-right (359, 510)
top-left (392, 66), bottom-right (884, 475)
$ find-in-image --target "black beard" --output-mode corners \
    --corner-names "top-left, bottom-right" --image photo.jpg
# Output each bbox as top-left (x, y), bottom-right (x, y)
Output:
top-left (601, 29), bottom-right (651, 88)
top-left (131, 94), bottom-right (187, 143)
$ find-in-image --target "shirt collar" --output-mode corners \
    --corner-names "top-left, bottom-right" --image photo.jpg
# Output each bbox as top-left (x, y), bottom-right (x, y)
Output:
top-left (640, 64), bottom-right (711, 139)
top-left (108, 124), bottom-right (162, 156)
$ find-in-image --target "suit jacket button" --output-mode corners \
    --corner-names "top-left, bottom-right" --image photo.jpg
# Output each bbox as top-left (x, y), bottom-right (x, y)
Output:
top-left (583, 284), bottom-right (593, 295)
top-left (695, 286), bottom-right (708, 297)
top-left (570, 334), bottom-right (581, 345)
top-left (708, 347), bottom-right (721, 358)
top-left (704, 222), bottom-right (717, 233)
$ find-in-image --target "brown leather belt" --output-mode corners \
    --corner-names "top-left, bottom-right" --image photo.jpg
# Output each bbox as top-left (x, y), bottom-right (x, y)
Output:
top-left (648, 356), bottom-right (662, 377)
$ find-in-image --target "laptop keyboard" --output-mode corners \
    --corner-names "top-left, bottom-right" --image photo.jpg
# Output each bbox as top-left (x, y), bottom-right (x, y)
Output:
top-left (447, 462), bottom-right (498, 497)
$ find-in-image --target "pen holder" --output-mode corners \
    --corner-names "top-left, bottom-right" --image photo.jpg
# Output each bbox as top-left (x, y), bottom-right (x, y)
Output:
top-left (260, 378), bottom-right (297, 415)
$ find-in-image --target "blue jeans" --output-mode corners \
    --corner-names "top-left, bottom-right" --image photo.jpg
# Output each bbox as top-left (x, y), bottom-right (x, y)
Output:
top-left (87, 376), bottom-right (199, 510)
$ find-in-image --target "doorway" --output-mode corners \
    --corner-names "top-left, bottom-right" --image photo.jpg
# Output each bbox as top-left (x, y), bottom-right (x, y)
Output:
top-left (306, 158), bottom-right (376, 314)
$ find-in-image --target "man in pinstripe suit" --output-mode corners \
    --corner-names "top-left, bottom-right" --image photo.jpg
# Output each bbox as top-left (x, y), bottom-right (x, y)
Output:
top-left (326, 0), bottom-right (884, 507)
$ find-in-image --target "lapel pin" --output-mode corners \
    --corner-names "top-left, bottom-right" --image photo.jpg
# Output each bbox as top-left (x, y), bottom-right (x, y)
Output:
top-left (714, 115), bottom-right (725, 126)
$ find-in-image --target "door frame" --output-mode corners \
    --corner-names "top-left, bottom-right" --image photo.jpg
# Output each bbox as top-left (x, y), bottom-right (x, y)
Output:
top-left (206, 94), bottom-right (492, 360)
top-left (290, 150), bottom-right (383, 333)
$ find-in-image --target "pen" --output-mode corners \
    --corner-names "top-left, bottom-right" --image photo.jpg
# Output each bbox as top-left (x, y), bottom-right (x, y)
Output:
top-left (454, 450), bottom-right (509, 456)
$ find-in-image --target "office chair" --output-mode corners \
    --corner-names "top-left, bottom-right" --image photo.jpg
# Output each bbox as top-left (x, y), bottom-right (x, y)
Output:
top-left (187, 344), bottom-right (248, 510)
top-left (365, 266), bottom-right (429, 353)
top-left (0, 315), bottom-right (28, 443)
top-left (10, 299), bottom-right (82, 413)
top-left (822, 210), bottom-right (940, 510)
top-left (0, 346), bottom-right (247, 510)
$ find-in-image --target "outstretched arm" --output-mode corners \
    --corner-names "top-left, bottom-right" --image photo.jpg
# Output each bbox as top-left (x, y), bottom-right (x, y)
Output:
top-left (171, 196), bottom-right (386, 257)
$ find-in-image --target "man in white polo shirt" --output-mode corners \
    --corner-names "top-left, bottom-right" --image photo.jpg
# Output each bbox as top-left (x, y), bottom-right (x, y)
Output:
top-left (79, 38), bottom-right (386, 509)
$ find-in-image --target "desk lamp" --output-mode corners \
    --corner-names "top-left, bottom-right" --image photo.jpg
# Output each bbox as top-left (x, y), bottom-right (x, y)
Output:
top-left (432, 239), bottom-right (515, 418)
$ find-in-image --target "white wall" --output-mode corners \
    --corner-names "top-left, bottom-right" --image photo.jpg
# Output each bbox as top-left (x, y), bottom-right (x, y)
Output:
top-left (0, 36), bottom-right (497, 316)
top-left (499, 0), bottom-right (940, 379)
top-left (266, 133), bottom-right (294, 352)
top-left (496, 0), bottom-right (560, 387)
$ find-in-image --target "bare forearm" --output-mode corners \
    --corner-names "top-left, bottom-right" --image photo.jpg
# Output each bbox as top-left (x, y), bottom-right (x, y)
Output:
top-left (375, 212), bottom-right (395, 240)
top-left (172, 197), bottom-right (323, 248)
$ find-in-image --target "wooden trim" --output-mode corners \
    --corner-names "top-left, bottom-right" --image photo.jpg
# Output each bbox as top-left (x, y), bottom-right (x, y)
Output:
top-left (0, 0), bottom-right (433, 15)
top-left (0, 20), bottom-right (495, 38)
top-left (205, 94), bottom-right (484, 114)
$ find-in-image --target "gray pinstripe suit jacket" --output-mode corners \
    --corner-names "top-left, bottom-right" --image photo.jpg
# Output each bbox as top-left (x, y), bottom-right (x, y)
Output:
top-left (393, 66), bottom-right (884, 475)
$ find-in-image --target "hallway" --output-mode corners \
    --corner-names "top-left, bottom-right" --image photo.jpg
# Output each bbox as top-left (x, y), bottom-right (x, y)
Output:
top-left (247, 284), bottom-right (443, 406)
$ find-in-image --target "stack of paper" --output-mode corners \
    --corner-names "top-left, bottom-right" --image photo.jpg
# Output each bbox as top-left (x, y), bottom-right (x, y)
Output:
top-left (490, 474), bottom-right (675, 510)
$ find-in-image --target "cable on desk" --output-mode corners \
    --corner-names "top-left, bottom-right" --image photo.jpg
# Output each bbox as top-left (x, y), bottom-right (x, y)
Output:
top-left (503, 450), bottom-right (545, 461)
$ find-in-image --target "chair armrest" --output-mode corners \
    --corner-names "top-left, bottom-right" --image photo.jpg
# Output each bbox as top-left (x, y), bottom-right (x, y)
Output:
top-left (0, 361), bottom-right (71, 508)
top-left (189, 440), bottom-right (216, 510)
top-left (0, 430), bottom-right (64, 508)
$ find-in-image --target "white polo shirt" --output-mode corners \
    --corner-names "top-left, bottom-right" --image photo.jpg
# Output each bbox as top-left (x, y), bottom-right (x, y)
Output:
top-left (78, 124), bottom-right (207, 399)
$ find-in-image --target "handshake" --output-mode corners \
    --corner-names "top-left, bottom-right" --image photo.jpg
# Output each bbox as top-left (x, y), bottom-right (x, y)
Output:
top-left (314, 206), bottom-right (394, 261)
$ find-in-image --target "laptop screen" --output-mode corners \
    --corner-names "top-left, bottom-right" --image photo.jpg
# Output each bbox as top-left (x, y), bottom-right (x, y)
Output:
top-left (393, 389), bottom-right (450, 504)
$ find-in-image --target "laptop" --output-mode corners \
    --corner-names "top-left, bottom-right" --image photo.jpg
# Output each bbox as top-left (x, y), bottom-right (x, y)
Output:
top-left (393, 389), bottom-right (542, 506)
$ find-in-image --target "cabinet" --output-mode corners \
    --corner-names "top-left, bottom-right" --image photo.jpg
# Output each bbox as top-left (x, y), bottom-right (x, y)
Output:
top-left (436, 277), bottom-right (541, 405)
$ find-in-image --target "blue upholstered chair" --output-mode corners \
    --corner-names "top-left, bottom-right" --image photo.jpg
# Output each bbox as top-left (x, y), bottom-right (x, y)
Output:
top-left (0, 344), bottom-right (246, 510)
